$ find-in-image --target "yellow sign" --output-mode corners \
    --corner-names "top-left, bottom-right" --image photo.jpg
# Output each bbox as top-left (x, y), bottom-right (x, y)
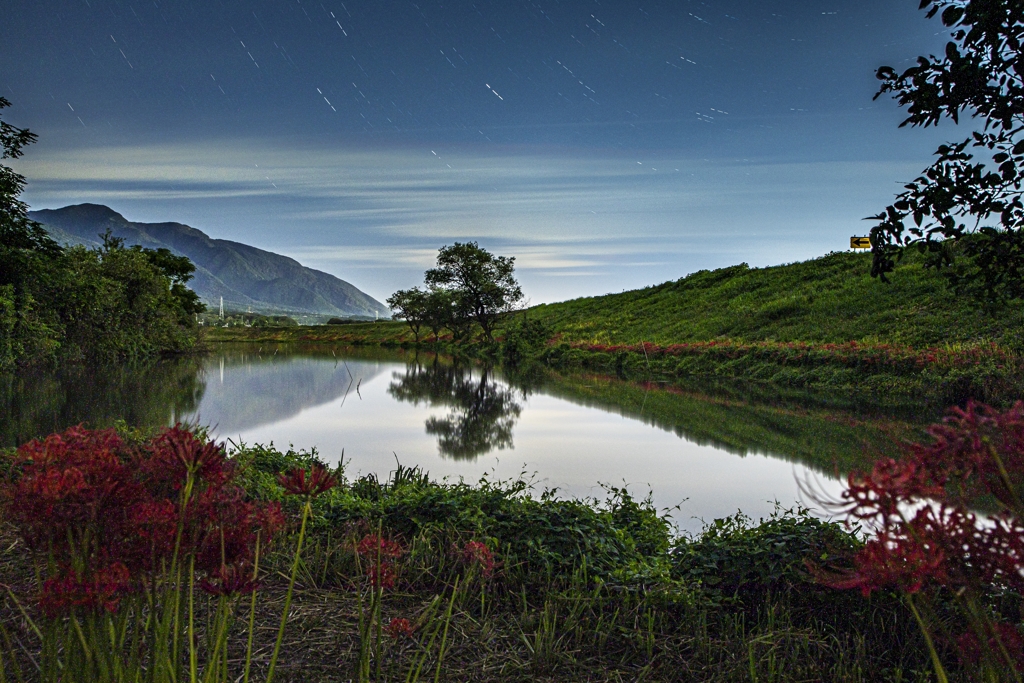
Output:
top-left (850, 236), bottom-right (871, 249)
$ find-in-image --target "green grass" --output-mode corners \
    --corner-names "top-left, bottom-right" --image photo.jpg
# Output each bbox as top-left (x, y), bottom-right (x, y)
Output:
top-left (210, 250), bottom-right (1024, 350)
top-left (202, 320), bottom-right (413, 345)
top-left (204, 250), bottom-right (1024, 403)
top-left (207, 250), bottom-right (1024, 351)
top-left (527, 250), bottom-right (1024, 348)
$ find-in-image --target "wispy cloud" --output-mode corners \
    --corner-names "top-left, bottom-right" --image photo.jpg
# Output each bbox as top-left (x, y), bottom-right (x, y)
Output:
top-left (15, 140), bottom-right (926, 303)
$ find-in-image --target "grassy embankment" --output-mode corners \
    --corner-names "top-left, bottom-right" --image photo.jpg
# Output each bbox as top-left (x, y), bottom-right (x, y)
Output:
top-left (209, 250), bottom-right (1024, 405)
top-left (0, 436), bottom-right (948, 682)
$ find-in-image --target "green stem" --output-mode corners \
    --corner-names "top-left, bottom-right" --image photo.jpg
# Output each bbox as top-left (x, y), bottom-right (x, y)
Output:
top-left (434, 576), bottom-right (459, 683)
top-left (266, 498), bottom-right (312, 683)
top-left (242, 532), bottom-right (262, 683)
top-left (189, 555), bottom-right (197, 683)
top-left (906, 593), bottom-right (949, 683)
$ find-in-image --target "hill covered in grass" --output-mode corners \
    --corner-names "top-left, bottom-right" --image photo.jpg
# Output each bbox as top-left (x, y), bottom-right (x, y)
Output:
top-left (206, 251), bottom-right (1024, 404)
top-left (527, 250), bottom-right (1024, 349)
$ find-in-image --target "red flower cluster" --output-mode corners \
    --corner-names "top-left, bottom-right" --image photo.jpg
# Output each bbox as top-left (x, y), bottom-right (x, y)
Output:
top-left (572, 339), bottom-right (1015, 375)
top-left (828, 401), bottom-right (1024, 598)
top-left (2, 425), bottom-right (284, 615)
top-left (459, 540), bottom-right (496, 578)
top-left (355, 534), bottom-right (405, 589)
top-left (957, 623), bottom-right (1024, 671)
top-left (385, 617), bottom-right (414, 639)
top-left (278, 463), bottom-right (338, 498)
top-left (39, 562), bottom-right (131, 617)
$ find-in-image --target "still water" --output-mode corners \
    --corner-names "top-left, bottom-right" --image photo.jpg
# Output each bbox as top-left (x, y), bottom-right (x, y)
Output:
top-left (1, 344), bottom-right (931, 532)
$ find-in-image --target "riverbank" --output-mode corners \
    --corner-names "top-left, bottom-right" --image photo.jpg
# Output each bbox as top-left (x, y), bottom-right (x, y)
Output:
top-left (0, 432), bottom-right (941, 682)
top-left (205, 324), bottom-right (1024, 405)
top-left (202, 250), bottom-right (1024, 405)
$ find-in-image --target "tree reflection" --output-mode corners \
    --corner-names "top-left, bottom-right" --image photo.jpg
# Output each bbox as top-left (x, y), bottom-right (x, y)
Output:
top-left (388, 359), bottom-right (523, 460)
top-left (0, 356), bottom-right (206, 447)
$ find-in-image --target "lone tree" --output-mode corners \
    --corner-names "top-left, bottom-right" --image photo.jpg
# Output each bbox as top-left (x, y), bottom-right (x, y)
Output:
top-left (424, 242), bottom-right (523, 341)
top-left (386, 287), bottom-right (429, 342)
top-left (869, 0), bottom-right (1024, 303)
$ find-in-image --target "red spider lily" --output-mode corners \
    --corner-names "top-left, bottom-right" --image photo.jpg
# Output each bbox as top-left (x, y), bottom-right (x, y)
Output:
top-left (200, 563), bottom-right (259, 597)
top-left (957, 622), bottom-right (1024, 672)
top-left (257, 501), bottom-right (286, 537)
top-left (356, 534), bottom-right (405, 560)
top-left (385, 617), bottom-right (414, 639)
top-left (825, 401), bottom-right (1024, 598)
top-left (2, 426), bottom-right (282, 617)
top-left (571, 339), bottom-right (1015, 375)
top-left (39, 562), bottom-right (132, 617)
top-left (123, 499), bottom-right (179, 569)
top-left (460, 540), bottom-right (497, 578)
top-left (356, 534), bottom-right (404, 588)
top-left (142, 425), bottom-right (233, 493)
top-left (277, 464), bottom-right (337, 497)
top-left (6, 427), bottom-right (144, 561)
top-left (365, 562), bottom-right (397, 589)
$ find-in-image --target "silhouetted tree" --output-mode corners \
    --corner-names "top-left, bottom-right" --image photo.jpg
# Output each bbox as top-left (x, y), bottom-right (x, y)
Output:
top-left (870, 0), bottom-right (1024, 303)
top-left (0, 98), bottom-right (64, 367)
top-left (425, 242), bottom-right (523, 341)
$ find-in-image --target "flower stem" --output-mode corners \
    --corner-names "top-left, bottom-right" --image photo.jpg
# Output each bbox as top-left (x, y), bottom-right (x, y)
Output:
top-left (266, 498), bottom-right (312, 683)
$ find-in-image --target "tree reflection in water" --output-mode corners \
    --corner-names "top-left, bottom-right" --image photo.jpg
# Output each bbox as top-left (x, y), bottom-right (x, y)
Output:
top-left (388, 359), bottom-right (523, 460)
top-left (1, 356), bottom-right (206, 448)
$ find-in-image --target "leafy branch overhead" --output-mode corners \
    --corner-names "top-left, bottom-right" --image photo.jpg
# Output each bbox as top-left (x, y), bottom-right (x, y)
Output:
top-left (870, 0), bottom-right (1024, 302)
top-left (0, 98), bottom-right (61, 259)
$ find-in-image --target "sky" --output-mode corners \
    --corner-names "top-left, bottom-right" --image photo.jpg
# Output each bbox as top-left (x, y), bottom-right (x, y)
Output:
top-left (2, 0), bottom-right (957, 305)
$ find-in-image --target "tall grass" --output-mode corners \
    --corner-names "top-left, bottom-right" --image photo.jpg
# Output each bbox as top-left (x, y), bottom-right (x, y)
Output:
top-left (0, 427), bottom-right (1001, 681)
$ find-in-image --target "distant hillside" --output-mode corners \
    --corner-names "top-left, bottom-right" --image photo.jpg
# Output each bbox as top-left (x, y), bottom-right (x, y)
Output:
top-left (527, 250), bottom-right (1024, 349)
top-left (30, 204), bottom-right (389, 318)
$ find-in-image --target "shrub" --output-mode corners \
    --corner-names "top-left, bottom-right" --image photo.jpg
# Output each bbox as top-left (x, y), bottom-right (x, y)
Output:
top-left (0, 425), bottom-right (336, 683)
top-left (824, 401), bottom-right (1024, 681)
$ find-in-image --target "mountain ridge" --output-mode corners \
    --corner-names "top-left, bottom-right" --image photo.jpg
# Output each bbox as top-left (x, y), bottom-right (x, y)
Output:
top-left (29, 204), bottom-right (388, 319)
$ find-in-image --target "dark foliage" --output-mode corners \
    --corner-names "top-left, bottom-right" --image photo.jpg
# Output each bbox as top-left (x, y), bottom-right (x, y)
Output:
top-left (0, 103), bottom-right (202, 370)
top-left (870, 0), bottom-right (1024, 303)
top-left (424, 242), bottom-right (523, 342)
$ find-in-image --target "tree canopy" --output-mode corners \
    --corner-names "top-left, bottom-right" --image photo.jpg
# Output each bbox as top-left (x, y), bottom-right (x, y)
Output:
top-left (0, 101), bottom-right (203, 370)
top-left (386, 287), bottom-right (429, 342)
top-left (389, 242), bottom-right (524, 343)
top-left (869, 0), bottom-right (1024, 302)
top-left (0, 98), bottom-right (61, 261)
top-left (424, 242), bottom-right (523, 341)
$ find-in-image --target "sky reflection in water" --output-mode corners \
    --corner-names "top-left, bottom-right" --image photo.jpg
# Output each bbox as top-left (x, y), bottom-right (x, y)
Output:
top-left (188, 349), bottom-right (853, 533)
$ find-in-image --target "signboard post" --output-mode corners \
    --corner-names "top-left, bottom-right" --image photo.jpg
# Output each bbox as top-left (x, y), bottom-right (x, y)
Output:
top-left (850, 236), bottom-right (871, 250)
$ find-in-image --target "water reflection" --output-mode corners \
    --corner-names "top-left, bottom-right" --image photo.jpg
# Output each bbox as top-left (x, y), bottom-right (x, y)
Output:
top-left (191, 347), bottom-right (389, 435)
top-left (0, 357), bottom-right (205, 447)
top-left (0, 345), bottom-right (933, 479)
top-left (388, 360), bottom-right (524, 460)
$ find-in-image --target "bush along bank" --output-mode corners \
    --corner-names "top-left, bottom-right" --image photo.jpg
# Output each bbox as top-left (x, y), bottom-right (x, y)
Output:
top-left (0, 425), bottom-right (966, 682)
top-left (204, 321), bottom-right (1023, 406)
top-left (541, 338), bottom-right (1024, 406)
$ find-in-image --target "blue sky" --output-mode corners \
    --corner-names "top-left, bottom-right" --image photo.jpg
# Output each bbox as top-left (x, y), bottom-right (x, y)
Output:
top-left (4, 0), bottom-right (954, 303)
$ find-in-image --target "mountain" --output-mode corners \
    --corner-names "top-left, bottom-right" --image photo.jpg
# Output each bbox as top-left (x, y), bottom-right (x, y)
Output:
top-left (29, 204), bottom-right (389, 318)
